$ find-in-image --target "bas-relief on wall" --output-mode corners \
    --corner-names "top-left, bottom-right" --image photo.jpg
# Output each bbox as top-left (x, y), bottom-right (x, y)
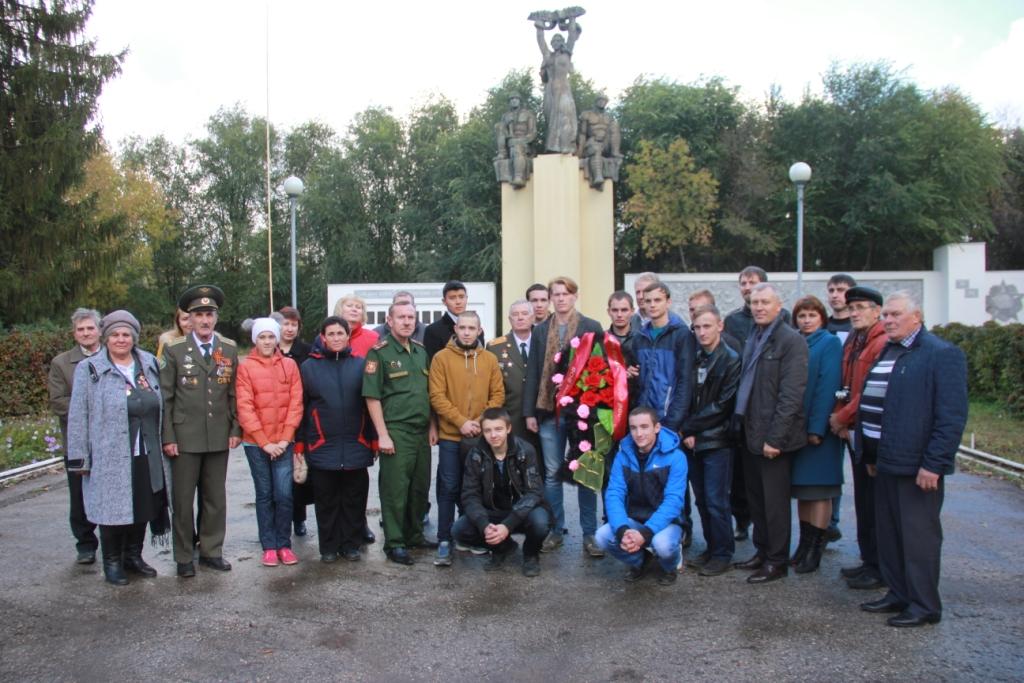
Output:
top-left (664, 280), bottom-right (925, 322)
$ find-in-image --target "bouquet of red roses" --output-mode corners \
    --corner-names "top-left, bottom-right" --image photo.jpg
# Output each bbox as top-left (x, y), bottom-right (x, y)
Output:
top-left (550, 331), bottom-right (629, 491)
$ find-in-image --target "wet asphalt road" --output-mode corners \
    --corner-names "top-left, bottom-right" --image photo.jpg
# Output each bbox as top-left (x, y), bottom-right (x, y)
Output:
top-left (0, 453), bottom-right (1021, 682)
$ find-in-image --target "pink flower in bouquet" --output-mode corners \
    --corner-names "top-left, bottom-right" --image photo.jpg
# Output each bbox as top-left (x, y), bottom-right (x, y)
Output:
top-left (551, 373), bottom-right (564, 384)
top-left (553, 351), bottom-right (562, 363)
top-left (569, 336), bottom-right (580, 349)
top-left (577, 420), bottom-right (588, 431)
top-left (559, 395), bottom-right (574, 407)
top-left (576, 404), bottom-right (590, 419)
top-left (579, 440), bottom-right (592, 452)
top-left (568, 460), bottom-right (580, 472)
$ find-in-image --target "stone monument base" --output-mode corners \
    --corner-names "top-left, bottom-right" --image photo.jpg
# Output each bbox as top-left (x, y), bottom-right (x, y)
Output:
top-left (501, 154), bottom-right (615, 322)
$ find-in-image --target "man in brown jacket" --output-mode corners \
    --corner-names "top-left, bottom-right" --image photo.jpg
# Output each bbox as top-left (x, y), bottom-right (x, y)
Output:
top-left (47, 307), bottom-right (102, 564)
top-left (428, 311), bottom-right (504, 566)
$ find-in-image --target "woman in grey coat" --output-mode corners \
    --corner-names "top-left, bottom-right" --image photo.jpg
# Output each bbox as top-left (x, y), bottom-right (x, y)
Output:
top-left (67, 310), bottom-right (172, 586)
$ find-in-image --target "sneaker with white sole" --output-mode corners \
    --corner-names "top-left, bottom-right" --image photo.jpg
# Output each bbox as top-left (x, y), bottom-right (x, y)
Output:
top-left (455, 541), bottom-right (488, 555)
top-left (433, 541), bottom-right (453, 567)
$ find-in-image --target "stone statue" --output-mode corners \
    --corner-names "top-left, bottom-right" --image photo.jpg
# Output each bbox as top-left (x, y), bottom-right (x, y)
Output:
top-left (577, 93), bottom-right (622, 189)
top-left (530, 7), bottom-right (584, 154)
top-left (494, 93), bottom-right (537, 188)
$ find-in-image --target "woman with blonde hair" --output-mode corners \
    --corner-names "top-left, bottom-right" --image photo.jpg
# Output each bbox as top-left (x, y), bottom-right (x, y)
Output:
top-left (333, 294), bottom-right (378, 358)
top-left (156, 308), bottom-right (192, 359)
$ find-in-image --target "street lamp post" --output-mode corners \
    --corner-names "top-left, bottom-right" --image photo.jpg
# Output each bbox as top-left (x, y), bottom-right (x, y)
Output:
top-left (788, 162), bottom-right (812, 298)
top-left (283, 176), bottom-right (304, 309)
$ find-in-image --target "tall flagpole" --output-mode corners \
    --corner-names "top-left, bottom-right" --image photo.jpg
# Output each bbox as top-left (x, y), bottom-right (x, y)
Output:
top-left (265, 3), bottom-right (274, 312)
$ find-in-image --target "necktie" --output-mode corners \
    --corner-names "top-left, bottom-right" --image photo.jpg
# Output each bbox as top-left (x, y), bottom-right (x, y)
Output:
top-left (520, 342), bottom-right (528, 360)
top-left (202, 343), bottom-right (212, 362)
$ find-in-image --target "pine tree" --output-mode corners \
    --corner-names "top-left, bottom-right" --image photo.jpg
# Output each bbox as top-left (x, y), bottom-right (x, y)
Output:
top-left (0, 0), bottom-right (124, 324)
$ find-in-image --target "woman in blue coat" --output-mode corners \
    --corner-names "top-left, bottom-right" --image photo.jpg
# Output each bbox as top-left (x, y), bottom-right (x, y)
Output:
top-left (789, 296), bottom-right (843, 574)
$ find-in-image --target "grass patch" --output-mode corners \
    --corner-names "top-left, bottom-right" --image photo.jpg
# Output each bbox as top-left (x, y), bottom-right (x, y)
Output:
top-left (0, 414), bottom-right (62, 471)
top-left (964, 400), bottom-right (1024, 465)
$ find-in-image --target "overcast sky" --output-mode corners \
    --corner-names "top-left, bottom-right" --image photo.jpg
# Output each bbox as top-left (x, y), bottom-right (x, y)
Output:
top-left (87, 0), bottom-right (1024, 147)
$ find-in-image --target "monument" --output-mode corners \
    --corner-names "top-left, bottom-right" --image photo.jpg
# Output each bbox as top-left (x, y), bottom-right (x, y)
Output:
top-left (498, 6), bottom-right (617, 322)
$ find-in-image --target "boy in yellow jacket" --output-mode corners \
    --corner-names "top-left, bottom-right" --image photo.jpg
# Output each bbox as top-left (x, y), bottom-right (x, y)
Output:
top-left (428, 311), bottom-right (505, 566)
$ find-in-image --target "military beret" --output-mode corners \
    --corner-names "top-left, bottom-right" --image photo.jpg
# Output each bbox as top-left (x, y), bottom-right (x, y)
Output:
top-left (178, 284), bottom-right (225, 312)
top-left (845, 286), bottom-right (883, 307)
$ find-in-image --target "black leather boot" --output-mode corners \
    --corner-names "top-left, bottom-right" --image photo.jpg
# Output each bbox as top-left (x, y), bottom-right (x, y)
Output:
top-left (123, 524), bottom-right (157, 578)
top-left (790, 521), bottom-right (812, 567)
top-left (100, 526), bottom-right (128, 586)
top-left (796, 525), bottom-right (826, 574)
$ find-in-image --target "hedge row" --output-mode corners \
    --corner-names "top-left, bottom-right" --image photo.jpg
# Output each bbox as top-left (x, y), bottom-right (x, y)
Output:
top-left (0, 324), bottom-right (165, 418)
top-left (931, 322), bottom-right (1024, 414)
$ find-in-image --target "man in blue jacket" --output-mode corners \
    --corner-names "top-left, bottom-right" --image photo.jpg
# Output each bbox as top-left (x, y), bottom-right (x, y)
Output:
top-left (631, 281), bottom-right (695, 547)
top-left (595, 407), bottom-right (688, 585)
top-left (857, 291), bottom-right (967, 628)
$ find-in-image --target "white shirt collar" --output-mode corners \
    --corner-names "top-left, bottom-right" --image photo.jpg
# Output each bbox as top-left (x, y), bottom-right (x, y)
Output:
top-left (512, 331), bottom-right (531, 348)
top-left (192, 331), bottom-right (215, 349)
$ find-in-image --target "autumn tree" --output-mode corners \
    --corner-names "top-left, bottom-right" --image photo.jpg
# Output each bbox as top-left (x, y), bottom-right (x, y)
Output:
top-left (622, 138), bottom-right (719, 271)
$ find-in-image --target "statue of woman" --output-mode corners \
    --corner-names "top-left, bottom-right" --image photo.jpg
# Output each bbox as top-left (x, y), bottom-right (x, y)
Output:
top-left (536, 16), bottom-right (581, 154)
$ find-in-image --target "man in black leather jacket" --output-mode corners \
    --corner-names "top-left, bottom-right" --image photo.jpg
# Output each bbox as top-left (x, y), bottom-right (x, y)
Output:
top-left (680, 305), bottom-right (741, 577)
top-left (453, 408), bottom-right (550, 577)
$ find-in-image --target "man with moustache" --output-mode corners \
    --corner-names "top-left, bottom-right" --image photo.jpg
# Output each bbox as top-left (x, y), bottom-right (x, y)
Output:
top-left (487, 299), bottom-right (541, 454)
top-left (160, 285), bottom-right (241, 577)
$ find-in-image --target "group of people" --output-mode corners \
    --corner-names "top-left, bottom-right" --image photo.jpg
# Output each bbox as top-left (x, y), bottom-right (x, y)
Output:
top-left (48, 268), bottom-right (967, 628)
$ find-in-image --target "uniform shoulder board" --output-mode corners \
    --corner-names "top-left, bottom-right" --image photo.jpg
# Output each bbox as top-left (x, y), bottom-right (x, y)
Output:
top-left (371, 339), bottom-right (388, 350)
top-left (166, 336), bottom-right (187, 347)
top-left (410, 338), bottom-right (424, 347)
top-left (487, 335), bottom-right (507, 347)
top-left (215, 332), bottom-right (237, 346)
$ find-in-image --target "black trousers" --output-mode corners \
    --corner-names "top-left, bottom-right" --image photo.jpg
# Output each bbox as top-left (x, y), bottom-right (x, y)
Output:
top-left (452, 506), bottom-right (550, 558)
top-left (310, 467), bottom-right (369, 555)
top-left (66, 468), bottom-right (97, 552)
top-left (852, 459), bottom-right (880, 577)
top-left (743, 449), bottom-right (792, 564)
top-left (875, 472), bottom-right (945, 618)
top-left (731, 449), bottom-right (750, 529)
top-left (292, 480), bottom-right (315, 523)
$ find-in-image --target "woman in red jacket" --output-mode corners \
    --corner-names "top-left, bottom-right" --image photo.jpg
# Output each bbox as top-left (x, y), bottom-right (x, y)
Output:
top-left (333, 294), bottom-right (379, 358)
top-left (236, 318), bottom-right (304, 566)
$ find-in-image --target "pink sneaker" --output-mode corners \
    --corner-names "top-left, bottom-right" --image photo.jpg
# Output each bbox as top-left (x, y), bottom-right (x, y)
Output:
top-left (278, 548), bottom-right (299, 565)
top-left (262, 549), bottom-right (279, 566)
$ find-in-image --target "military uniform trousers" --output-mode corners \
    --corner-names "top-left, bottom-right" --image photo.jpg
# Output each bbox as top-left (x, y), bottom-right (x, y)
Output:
top-left (377, 424), bottom-right (431, 551)
top-left (171, 450), bottom-right (229, 563)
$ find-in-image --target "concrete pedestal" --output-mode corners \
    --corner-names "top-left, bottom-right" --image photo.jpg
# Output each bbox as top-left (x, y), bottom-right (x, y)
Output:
top-left (500, 154), bottom-right (615, 322)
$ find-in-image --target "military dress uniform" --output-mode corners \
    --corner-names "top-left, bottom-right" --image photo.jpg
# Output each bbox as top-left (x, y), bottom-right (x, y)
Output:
top-left (486, 332), bottom-right (541, 454)
top-left (362, 335), bottom-right (432, 552)
top-left (160, 286), bottom-right (241, 568)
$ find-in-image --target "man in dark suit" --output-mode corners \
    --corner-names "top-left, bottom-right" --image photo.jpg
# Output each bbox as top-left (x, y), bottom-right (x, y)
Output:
top-left (732, 282), bottom-right (808, 584)
top-left (486, 299), bottom-right (540, 455)
top-left (424, 280), bottom-right (484, 361)
top-left (160, 285), bottom-right (241, 578)
top-left (858, 291), bottom-right (967, 627)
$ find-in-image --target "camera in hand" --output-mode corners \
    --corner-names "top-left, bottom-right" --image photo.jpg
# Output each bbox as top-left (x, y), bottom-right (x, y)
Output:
top-left (835, 386), bottom-right (851, 403)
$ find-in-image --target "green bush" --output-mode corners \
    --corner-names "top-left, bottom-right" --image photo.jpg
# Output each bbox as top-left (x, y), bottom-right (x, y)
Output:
top-left (0, 324), bottom-right (165, 418)
top-left (932, 322), bottom-right (1024, 414)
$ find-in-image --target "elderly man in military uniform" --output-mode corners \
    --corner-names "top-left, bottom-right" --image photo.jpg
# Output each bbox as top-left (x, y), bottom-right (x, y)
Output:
top-left (363, 301), bottom-right (438, 566)
top-left (47, 307), bottom-right (103, 564)
top-left (160, 285), bottom-right (241, 577)
top-left (486, 299), bottom-right (541, 456)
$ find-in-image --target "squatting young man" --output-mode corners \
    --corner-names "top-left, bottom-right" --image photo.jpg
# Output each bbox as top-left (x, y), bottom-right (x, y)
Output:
top-left (452, 408), bottom-right (550, 577)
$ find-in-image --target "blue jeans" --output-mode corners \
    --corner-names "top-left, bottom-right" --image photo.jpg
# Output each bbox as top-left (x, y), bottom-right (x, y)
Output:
top-left (595, 521), bottom-right (682, 573)
top-left (687, 447), bottom-right (735, 560)
top-left (436, 439), bottom-right (464, 542)
top-left (539, 414), bottom-right (597, 536)
top-left (244, 444), bottom-right (294, 550)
